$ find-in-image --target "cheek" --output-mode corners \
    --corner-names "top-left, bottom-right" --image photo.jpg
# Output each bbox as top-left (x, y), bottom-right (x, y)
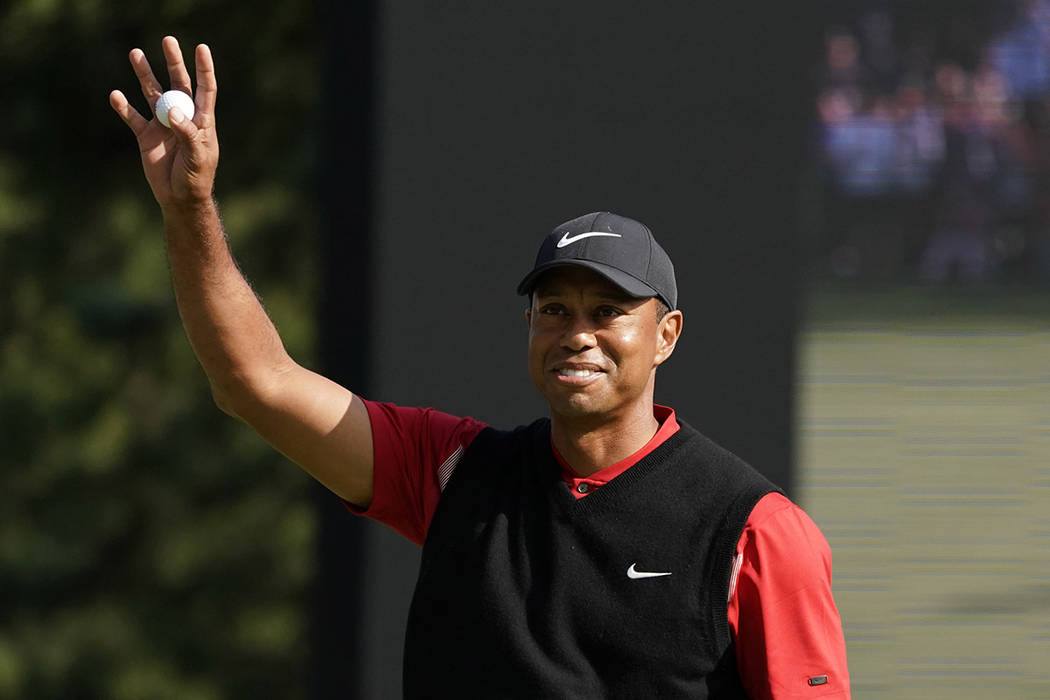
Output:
top-left (526, 330), bottom-right (549, 371)
top-left (608, 327), bottom-right (657, 372)
top-left (618, 327), bottom-right (643, 346)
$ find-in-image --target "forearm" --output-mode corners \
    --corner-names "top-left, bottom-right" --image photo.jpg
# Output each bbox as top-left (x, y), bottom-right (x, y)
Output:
top-left (113, 39), bottom-right (376, 503)
top-left (162, 199), bottom-right (291, 411)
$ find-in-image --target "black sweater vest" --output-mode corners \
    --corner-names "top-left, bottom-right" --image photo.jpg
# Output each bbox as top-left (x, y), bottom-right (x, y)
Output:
top-left (404, 418), bottom-right (779, 699)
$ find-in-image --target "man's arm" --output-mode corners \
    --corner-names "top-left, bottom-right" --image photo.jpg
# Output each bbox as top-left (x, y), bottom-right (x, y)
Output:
top-left (729, 493), bottom-right (851, 699)
top-left (110, 37), bottom-right (374, 506)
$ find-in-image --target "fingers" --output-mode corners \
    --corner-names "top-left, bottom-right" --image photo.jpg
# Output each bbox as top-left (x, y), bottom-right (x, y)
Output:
top-left (109, 89), bottom-right (149, 136)
top-left (129, 47), bottom-right (164, 108)
top-left (162, 35), bottom-right (193, 95)
top-left (194, 43), bottom-right (217, 117)
top-left (123, 37), bottom-right (216, 135)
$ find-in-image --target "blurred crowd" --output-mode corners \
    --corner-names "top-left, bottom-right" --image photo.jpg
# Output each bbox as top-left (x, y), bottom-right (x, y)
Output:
top-left (814, 1), bottom-right (1050, 283)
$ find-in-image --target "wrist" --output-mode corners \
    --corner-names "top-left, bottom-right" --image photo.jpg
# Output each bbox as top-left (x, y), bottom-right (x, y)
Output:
top-left (160, 196), bottom-right (218, 225)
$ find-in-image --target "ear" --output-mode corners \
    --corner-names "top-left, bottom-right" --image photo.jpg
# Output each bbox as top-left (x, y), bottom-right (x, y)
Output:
top-left (653, 310), bottom-right (683, 367)
top-left (524, 307), bottom-right (532, 329)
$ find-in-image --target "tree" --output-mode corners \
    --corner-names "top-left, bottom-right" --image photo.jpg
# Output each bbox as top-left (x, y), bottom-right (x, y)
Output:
top-left (0, 2), bottom-right (322, 696)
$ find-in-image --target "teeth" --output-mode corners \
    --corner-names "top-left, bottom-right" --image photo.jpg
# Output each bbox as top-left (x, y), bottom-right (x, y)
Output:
top-left (558, 368), bottom-right (595, 377)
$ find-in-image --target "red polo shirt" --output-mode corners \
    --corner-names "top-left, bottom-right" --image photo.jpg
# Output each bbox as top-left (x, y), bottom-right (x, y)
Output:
top-left (352, 401), bottom-right (850, 699)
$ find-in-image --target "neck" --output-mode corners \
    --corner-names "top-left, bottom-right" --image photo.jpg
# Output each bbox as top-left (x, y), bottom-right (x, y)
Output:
top-left (549, 402), bottom-right (660, 477)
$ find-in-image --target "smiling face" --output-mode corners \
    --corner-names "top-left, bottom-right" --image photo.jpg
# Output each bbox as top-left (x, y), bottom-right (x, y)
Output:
top-left (526, 266), bottom-right (683, 425)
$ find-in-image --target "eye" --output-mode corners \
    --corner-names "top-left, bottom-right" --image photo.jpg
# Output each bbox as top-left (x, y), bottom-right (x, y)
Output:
top-left (539, 303), bottom-right (567, 316)
top-left (595, 305), bottom-right (622, 318)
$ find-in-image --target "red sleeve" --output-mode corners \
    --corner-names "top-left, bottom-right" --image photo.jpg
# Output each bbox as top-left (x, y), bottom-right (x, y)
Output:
top-left (728, 492), bottom-right (851, 699)
top-left (349, 399), bottom-right (487, 546)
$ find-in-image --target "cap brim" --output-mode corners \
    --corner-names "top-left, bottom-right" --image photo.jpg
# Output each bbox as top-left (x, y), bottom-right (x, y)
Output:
top-left (516, 260), bottom-right (662, 302)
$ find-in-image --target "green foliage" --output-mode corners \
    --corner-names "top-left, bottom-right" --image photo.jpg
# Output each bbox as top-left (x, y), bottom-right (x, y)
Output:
top-left (1, 1), bottom-right (322, 696)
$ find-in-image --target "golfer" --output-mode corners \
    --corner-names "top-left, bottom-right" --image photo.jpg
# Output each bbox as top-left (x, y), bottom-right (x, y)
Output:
top-left (111, 37), bottom-right (851, 699)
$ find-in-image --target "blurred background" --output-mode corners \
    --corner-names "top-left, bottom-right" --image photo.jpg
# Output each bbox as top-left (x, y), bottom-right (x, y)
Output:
top-left (1, 1), bottom-right (1047, 698)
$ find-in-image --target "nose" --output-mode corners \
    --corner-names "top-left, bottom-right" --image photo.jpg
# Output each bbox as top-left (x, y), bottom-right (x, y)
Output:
top-left (561, 315), bottom-right (597, 352)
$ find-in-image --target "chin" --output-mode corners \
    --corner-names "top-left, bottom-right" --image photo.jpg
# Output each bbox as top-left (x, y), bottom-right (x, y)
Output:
top-left (545, 392), bottom-right (609, 419)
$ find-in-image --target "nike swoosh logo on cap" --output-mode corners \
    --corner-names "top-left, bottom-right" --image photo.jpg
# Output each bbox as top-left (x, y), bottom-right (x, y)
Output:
top-left (627, 563), bottom-right (672, 579)
top-left (556, 231), bottom-right (623, 248)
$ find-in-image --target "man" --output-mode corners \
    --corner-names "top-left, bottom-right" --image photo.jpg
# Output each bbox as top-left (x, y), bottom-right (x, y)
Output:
top-left (112, 38), bottom-right (850, 698)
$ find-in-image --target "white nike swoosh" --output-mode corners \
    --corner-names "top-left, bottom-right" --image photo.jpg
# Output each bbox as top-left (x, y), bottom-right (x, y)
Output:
top-left (627, 563), bottom-right (672, 579)
top-left (556, 231), bottom-right (623, 248)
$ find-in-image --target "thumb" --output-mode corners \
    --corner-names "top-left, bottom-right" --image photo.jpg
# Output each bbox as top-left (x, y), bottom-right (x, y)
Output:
top-left (167, 106), bottom-right (198, 139)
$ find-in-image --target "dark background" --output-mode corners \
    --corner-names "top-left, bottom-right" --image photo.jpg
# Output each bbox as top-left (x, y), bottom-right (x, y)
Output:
top-left (325, 3), bottom-right (813, 696)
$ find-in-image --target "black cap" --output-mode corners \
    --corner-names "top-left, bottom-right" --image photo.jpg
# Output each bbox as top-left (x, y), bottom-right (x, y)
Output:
top-left (516, 212), bottom-right (678, 309)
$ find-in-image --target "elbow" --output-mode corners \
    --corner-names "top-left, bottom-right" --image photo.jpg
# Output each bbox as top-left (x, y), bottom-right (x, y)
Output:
top-left (210, 382), bottom-right (243, 419)
top-left (208, 368), bottom-right (266, 420)
top-left (207, 363), bottom-right (289, 421)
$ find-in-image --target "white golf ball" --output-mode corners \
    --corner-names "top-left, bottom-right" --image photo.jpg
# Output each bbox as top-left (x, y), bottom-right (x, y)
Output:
top-left (155, 90), bottom-right (195, 128)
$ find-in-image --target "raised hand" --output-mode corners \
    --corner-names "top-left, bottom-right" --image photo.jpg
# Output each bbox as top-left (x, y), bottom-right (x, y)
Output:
top-left (110, 36), bottom-right (219, 209)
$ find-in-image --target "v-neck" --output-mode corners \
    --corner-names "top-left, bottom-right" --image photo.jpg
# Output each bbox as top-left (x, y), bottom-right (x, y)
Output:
top-left (541, 421), bottom-right (693, 518)
top-left (551, 405), bottom-right (680, 499)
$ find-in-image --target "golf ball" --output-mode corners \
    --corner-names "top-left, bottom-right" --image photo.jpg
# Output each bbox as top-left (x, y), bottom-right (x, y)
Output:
top-left (155, 90), bottom-right (195, 128)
